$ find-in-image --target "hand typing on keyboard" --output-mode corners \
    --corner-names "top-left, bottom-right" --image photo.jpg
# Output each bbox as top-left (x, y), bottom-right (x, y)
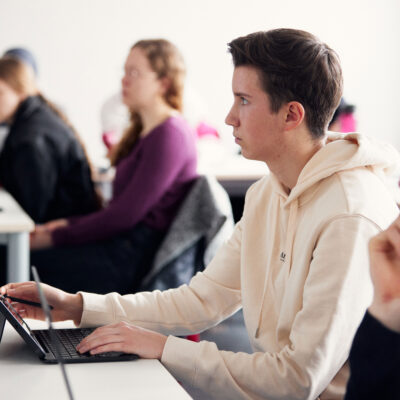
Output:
top-left (76, 322), bottom-right (168, 360)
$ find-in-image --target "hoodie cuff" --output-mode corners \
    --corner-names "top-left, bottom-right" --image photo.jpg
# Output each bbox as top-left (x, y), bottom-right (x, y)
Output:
top-left (77, 291), bottom-right (116, 328)
top-left (161, 335), bottom-right (200, 387)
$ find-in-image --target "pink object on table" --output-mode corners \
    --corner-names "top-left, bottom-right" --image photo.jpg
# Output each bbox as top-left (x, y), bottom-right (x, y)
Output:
top-left (196, 122), bottom-right (219, 139)
top-left (102, 130), bottom-right (122, 150)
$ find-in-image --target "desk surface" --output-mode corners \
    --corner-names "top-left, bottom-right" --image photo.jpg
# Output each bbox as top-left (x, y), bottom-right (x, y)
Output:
top-left (0, 189), bottom-right (34, 233)
top-left (0, 320), bottom-right (192, 399)
top-left (198, 151), bottom-right (267, 181)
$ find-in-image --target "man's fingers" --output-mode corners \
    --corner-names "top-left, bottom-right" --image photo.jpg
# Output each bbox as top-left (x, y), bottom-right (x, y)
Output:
top-left (6, 285), bottom-right (41, 301)
top-left (8, 302), bottom-right (45, 320)
top-left (390, 222), bottom-right (400, 259)
top-left (78, 325), bottom-right (121, 347)
top-left (370, 223), bottom-right (400, 257)
top-left (380, 221), bottom-right (400, 259)
top-left (89, 342), bottom-right (127, 355)
top-left (78, 333), bottom-right (123, 353)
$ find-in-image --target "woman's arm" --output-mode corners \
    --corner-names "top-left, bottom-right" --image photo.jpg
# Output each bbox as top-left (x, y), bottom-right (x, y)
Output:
top-left (51, 124), bottom-right (193, 246)
top-left (30, 219), bottom-right (69, 250)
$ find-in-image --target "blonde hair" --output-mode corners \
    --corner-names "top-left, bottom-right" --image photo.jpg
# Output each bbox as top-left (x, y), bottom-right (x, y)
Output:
top-left (0, 56), bottom-right (38, 97)
top-left (109, 39), bottom-right (186, 166)
top-left (0, 56), bottom-right (88, 156)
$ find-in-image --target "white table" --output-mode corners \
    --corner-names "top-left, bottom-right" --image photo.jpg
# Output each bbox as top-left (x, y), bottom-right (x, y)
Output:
top-left (0, 189), bottom-right (34, 282)
top-left (0, 319), bottom-right (192, 399)
top-left (198, 153), bottom-right (268, 196)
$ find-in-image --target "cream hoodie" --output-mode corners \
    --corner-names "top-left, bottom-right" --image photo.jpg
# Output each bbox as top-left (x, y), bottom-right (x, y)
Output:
top-left (80, 133), bottom-right (400, 399)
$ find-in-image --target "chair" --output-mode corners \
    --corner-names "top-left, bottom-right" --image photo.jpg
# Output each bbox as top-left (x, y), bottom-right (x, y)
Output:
top-left (140, 175), bottom-right (234, 292)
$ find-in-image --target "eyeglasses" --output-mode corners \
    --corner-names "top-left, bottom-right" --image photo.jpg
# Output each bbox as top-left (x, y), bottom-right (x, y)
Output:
top-left (124, 67), bottom-right (140, 79)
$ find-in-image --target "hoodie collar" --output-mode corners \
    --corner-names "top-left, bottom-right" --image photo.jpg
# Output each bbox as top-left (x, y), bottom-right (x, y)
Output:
top-left (275, 132), bottom-right (400, 208)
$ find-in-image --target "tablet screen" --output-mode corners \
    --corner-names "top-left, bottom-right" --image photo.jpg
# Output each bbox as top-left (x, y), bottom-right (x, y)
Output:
top-left (0, 295), bottom-right (44, 353)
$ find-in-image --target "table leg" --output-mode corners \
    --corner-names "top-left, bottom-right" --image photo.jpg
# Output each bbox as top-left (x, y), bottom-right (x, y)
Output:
top-left (6, 232), bottom-right (30, 282)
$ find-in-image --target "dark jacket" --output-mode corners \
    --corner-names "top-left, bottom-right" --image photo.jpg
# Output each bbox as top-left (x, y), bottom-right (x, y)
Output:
top-left (0, 96), bottom-right (98, 223)
top-left (345, 312), bottom-right (400, 400)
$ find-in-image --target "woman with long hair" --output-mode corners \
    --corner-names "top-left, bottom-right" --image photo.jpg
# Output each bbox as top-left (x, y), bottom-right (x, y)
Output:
top-left (0, 56), bottom-right (99, 223)
top-left (29, 39), bottom-right (198, 294)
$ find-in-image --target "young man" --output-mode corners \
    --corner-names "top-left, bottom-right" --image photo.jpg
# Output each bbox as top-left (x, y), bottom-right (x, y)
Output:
top-left (2, 29), bottom-right (400, 399)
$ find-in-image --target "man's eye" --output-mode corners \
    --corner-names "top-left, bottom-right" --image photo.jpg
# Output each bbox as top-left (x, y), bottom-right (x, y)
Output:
top-left (240, 97), bottom-right (248, 105)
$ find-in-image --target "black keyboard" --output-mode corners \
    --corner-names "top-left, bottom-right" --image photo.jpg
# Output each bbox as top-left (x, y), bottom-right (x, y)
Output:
top-left (34, 328), bottom-right (127, 360)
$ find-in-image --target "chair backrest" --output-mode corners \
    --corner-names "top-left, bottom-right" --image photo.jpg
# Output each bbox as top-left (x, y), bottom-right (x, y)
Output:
top-left (140, 175), bottom-right (234, 291)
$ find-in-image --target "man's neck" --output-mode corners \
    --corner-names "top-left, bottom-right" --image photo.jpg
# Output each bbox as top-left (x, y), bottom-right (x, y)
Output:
top-left (269, 130), bottom-right (326, 192)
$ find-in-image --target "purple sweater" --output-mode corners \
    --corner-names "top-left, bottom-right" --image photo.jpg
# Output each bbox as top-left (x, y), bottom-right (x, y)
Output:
top-left (52, 116), bottom-right (198, 246)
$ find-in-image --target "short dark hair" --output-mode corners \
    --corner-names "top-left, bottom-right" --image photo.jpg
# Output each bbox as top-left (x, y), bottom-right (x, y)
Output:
top-left (228, 29), bottom-right (343, 138)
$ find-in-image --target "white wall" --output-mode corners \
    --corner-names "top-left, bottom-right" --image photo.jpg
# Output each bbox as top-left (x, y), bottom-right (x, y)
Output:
top-left (1, 0), bottom-right (399, 163)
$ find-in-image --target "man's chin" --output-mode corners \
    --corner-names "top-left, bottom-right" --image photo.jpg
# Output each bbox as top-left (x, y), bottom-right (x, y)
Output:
top-left (240, 150), bottom-right (252, 160)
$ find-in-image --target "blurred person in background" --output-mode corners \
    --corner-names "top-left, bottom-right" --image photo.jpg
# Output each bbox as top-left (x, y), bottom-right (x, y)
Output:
top-left (28, 39), bottom-right (197, 295)
top-left (0, 47), bottom-right (39, 154)
top-left (0, 53), bottom-right (99, 222)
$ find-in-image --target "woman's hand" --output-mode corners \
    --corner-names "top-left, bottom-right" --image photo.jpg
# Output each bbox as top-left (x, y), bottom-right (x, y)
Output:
top-left (368, 214), bottom-right (400, 332)
top-left (42, 218), bottom-right (69, 232)
top-left (30, 229), bottom-right (53, 249)
top-left (0, 282), bottom-right (84, 325)
top-left (76, 322), bottom-right (168, 360)
top-left (32, 219), bottom-right (68, 249)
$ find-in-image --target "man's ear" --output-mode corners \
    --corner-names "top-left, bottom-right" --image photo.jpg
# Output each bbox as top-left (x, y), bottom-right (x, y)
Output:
top-left (284, 101), bottom-right (305, 131)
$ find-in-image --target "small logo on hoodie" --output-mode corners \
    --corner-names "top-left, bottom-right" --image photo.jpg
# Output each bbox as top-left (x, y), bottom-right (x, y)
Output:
top-left (280, 252), bottom-right (286, 262)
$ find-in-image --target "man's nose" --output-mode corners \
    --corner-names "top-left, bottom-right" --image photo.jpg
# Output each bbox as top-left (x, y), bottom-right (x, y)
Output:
top-left (225, 107), bottom-right (238, 127)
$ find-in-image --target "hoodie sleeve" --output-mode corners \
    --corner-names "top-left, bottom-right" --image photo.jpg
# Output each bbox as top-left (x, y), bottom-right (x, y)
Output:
top-left (79, 219), bottom-right (243, 331)
top-left (79, 215), bottom-right (377, 400)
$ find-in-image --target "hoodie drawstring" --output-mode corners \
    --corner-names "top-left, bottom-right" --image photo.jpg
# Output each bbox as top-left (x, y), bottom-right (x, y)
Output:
top-left (255, 198), bottom-right (299, 338)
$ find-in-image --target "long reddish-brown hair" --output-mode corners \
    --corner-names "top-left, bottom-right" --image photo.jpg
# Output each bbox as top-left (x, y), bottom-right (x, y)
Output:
top-left (109, 39), bottom-right (186, 166)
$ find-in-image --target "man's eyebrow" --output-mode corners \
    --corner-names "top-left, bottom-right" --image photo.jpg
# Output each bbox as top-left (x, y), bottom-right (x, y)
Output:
top-left (234, 91), bottom-right (252, 98)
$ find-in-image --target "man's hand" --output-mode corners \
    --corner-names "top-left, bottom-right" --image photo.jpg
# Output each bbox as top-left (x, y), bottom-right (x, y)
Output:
top-left (368, 214), bottom-right (400, 332)
top-left (0, 282), bottom-right (84, 325)
top-left (76, 322), bottom-right (168, 360)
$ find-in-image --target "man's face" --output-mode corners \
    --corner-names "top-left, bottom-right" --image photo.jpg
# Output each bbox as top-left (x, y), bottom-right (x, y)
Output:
top-left (225, 66), bottom-right (286, 163)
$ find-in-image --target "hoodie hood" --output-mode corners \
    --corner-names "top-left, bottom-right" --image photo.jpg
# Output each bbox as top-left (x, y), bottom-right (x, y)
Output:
top-left (285, 132), bottom-right (400, 206)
